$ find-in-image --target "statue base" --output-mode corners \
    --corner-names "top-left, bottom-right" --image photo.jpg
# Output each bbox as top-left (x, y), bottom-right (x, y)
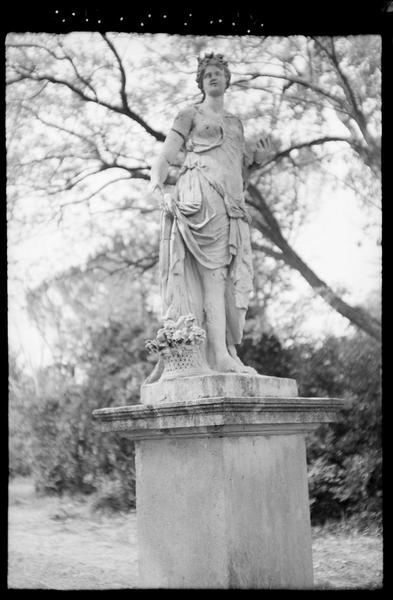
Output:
top-left (141, 372), bottom-right (298, 405)
top-left (93, 375), bottom-right (344, 589)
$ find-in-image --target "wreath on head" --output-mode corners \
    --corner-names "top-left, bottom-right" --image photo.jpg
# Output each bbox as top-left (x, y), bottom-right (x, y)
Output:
top-left (195, 52), bottom-right (231, 91)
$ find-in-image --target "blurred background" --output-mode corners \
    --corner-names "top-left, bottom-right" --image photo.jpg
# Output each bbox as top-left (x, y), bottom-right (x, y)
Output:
top-left (7, 33), bottom-right (381, 527)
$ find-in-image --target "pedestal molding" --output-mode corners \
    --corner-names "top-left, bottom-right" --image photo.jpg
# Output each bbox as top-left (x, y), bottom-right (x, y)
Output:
top-left (93, 396), bottom-right (345, 440)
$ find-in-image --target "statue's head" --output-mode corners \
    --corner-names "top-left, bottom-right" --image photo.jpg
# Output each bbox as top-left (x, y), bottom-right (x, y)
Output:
top-left (196, 52), bottom-right (231, 93)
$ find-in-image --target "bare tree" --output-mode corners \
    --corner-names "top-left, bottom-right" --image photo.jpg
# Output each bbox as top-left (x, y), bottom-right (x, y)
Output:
top-left (6, 33), bottom-right (381, 341)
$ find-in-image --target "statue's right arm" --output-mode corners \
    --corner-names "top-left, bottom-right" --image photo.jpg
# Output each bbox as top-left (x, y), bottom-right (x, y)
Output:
top-left (149, 106), bottom-right (195, 195)
top-left (149, 131), bottom-right (185, 194)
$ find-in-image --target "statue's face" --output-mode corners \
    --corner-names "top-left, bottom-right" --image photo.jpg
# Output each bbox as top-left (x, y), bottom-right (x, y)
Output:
top-left (202, 64), bottom-right (227, 97)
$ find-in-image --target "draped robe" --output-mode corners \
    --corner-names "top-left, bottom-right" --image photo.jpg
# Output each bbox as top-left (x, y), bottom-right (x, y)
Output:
top-left (159, 104), bottom-right (254, 365)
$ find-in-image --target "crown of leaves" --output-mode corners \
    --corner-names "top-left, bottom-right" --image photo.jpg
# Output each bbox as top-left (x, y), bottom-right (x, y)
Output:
top-left (197, 52), bottom-right (229, 70)
top-left (196, 52), bottom-right (231, 90)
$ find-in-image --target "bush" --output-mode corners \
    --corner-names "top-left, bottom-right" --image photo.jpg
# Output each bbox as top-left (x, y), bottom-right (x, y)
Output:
top-left (29, 370), bottom-right (138, 502)
top-left (237, 333), bottom-right (294, 378)
top-left (239, 330), bottom-right (382, 526)
top-left (294, 334), bottom-right (382, 526)
top-left (30, 385), bottom-right (97, 496)
top-left (27, 318), bottom-right (152, 501)
top-left (90, 474), bottom-right (136, 513)
top-left (20, 316), bottom-right (381, 524)
top-left (9, 355), bottom-right (35, 478)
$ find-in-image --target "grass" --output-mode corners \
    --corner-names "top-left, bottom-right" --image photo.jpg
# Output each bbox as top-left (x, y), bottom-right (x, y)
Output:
top-left (311, 523), bottom-right (382, 590)
top-left (8, 477), bottom-right (383, 590)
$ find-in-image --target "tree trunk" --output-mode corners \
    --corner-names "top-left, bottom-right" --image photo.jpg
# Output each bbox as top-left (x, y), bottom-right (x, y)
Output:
top-left (247, 184), bottom-right (381, 342)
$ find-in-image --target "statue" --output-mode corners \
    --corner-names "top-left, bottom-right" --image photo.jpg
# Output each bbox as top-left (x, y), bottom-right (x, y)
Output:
top-left (147, 53), bottom-right (272, 382)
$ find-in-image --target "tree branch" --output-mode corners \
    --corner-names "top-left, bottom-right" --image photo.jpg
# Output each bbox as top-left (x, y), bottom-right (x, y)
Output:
top-left (100, 33), bottom-right (129, 111)
top-left (7, 41), bottom-right (99, 100)
top-left (58, 176), bottom-right (133, 208)
top-left (251, 241), bottom-right (286, 262)
top-left (7, 63), bottom-right (166, 141)
top-left (247, 184), bottom-right (287, 246)
top-left (247, 184), bottom-right (381, 341)
top-left (232, 71), bottom-right (347, 110)
top-left (265, 136), bottom-right (351, 168)
top-left (311, 36), bottom-right (374, 149)
top-left (21, 104), bottom-right (98, 149)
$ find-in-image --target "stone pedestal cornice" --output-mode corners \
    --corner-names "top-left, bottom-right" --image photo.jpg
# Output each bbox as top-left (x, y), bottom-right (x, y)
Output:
top-left (93, 396), bottom-right (345, 440)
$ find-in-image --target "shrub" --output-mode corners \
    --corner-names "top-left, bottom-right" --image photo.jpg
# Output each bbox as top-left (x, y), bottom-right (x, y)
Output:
top-left (27, 318), bottom-right (149, 503)
top-left (22, 318), bottom-right (381, 524)
top-left (240, 330), bottom-right (382, 526)
top-left (9, 355), bottom-right (35, 478)
top-left (294, 333), bottom-right (382, 526)
top-left (90, 473), bottom-right (136, 513)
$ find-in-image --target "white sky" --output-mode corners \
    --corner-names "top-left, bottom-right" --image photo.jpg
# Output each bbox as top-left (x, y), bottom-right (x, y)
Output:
top-left (297, 190), bottom-right (380, 301)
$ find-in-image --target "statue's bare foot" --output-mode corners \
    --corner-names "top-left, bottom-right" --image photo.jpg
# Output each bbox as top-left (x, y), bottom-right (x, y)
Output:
top-left (214, 355), bottom-right (244, 373)
top-left (227, 345), bottom-right (259, 375)
top-left (143, 355), bottom-right (164, 384)
top-left (239, 365), bottom-right (258, 375)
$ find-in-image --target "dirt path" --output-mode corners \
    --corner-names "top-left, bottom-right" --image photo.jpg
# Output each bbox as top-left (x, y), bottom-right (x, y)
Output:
top-left (8, 478), bottom-right (382, 590)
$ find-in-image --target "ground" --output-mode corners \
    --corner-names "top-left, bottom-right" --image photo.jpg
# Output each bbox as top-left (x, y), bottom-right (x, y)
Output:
top-left (8, 477), bottom-right (382, 590)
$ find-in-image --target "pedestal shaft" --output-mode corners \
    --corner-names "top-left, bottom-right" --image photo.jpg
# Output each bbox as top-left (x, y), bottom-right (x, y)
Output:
top-left (93, 391), bottom-right (344, 589)
top-left (136, 433), bottom-right (313, 589)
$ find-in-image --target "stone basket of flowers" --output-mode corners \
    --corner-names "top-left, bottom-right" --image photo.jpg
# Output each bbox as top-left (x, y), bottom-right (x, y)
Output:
top-left (145, 314), bottom-right (210, 381)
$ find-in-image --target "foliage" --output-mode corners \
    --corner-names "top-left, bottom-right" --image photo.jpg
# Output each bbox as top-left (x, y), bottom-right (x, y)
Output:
top-left (28, 367), bottom-right (133, 506)
top-left (9, 354), bottom-right (36, 477)
top-left (12, 308), bottom-right (381, 523)
top-left (239, 330), bottom-right (382, 525)
top-left (11, 249), bottom-right (381, 522)
top-left (237, 332), bottom-right (294, 378)
top-left (26, 306), bottom-right (159, 508)
top-left (30, 377), bottom-right (97, 495)
top-left (300, 334), bottom-right (382, 526)
top-left (90, 472), bottom-right (135, 514)
top-left (11, 253), bottom-right (159, 506)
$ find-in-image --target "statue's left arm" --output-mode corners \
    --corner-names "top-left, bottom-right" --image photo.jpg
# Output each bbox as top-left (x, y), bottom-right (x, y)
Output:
top-left (238, 117), bottom-right (273, 172)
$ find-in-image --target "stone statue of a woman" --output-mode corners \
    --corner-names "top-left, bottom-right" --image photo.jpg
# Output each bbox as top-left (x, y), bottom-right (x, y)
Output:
top-left (148, 53), bottom-right (271, 380)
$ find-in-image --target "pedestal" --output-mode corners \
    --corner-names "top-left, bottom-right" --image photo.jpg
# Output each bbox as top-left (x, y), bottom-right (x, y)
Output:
top-left (93, 374), bottom-right (344, 589)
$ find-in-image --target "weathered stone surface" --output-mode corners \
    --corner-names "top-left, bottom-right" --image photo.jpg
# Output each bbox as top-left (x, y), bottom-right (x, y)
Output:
top-left (136, 433), bottom-right (314, 588)
top-left (93, 395), bottom-right (344, 440)
top-left (140, 372), bottom-right (298, 405)
top-left (92, 376), bottom-right (345, 589)
top-left (148, 53), bottom-right (276, 380)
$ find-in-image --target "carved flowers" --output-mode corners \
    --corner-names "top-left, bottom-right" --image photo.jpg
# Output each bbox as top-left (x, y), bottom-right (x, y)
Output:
top-left (146, 314), bottom-right (206, 354)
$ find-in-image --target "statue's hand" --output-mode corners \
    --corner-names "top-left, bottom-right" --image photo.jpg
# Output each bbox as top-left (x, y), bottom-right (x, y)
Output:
top-left (147, 181), bottom-right (163, 205)
top-left (147, 181), bottom-right (174, 215)
top-left (161, 192), bottom-right (175, 216)
top-left (148, 181), bottom-right (163, 197)
top-left (254, 134), bottom-right (273, 165)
